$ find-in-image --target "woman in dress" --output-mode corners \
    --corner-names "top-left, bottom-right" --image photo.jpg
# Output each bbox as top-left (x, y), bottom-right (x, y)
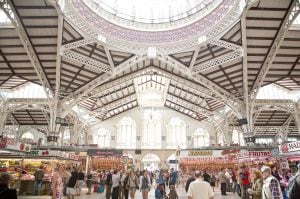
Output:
top-left (51, 164), bottom-right (65, 199)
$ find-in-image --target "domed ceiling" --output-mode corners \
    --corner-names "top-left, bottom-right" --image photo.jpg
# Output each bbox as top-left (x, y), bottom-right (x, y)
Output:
top-left (64, 0), bottom-right (244, 52)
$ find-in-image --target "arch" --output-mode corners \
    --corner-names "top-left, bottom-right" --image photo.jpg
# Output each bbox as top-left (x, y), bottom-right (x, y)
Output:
top-left (20, 131), bottom-right (35, 143)
top-left (217, 131), bottom-right (226, 146)
top-left (141, 153), bottom-right (161, 171)
top-left (193, 128), bottom-right (210, 147)
top-left (93, 127), bottom-right (110, 148)
top-left (141, 110), bottom-right (161, 149)
top-left (166, 117), bottom-right (186, 149)
top-left (232, 129), bottom-right (245, 146)
top-left (116, 117), bottom-right (136, 149)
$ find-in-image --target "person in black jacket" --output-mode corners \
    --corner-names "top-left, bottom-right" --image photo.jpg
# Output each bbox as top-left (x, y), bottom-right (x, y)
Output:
top-left (185, 173), bottom-right (195, 192)
top-left (66, 167), bottom-right (78, 199)
top-left (203, 170), bottom-right (211, 183)
top-left (105, 170), bottom-right (113, 199)
top-left (0, 172), bottom-right (17, 199)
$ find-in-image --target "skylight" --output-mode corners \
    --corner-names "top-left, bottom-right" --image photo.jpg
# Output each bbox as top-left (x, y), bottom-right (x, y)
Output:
top-left (1, 82), bottom-right (47, 99)
top-left (0, 8), bottom-right (13, 28)
top-left (256, 84), bottom-right (300, 101)
top-left (91, 0), bottom-right (211, 24)
top-left (290, 11), bottom-right (300, 30)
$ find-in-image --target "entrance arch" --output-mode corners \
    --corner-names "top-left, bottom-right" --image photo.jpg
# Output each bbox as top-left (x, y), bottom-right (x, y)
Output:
top-left (141, 153), bottom-right (160, 171)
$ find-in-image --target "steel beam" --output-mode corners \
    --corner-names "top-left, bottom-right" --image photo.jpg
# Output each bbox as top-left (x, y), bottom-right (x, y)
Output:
top-left (62, 38), bottom-right (97, 50)
top-left (166, 94), bottom-right (213, 118)
top-left (209, 40), bottom-right (242, 51)
top-left (5, 98), bottom-right (49, 105)
top-left (61, 50), bottom-right (111, 73)
top-left (254, 99), bottom-right (294, 106)
top-left (189, 46), bottom-right (200, 69)
top-left (157, 53), bottom-right (243, 118)
top-left (61, 54), bottom-right (147, 117)
top-left (51, 12), bottom-right (64, 132)
top-left (192, 50), bottom-right (242, 73)
top-left (250, 1), bottom-right (300, 100)
top-left (241, 10), bottom-right (251, 132)
top-left (92, 94), bottom-right (137, 118)
top-left (0, 0), bottom-right (53, 99)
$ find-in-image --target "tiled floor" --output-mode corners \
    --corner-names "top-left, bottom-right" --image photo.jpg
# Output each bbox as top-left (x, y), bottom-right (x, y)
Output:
top-left (19, 185), bottom-right (240, 199)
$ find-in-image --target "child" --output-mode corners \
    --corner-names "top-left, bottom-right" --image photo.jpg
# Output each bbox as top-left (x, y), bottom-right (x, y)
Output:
top-left (168, 185), bottom-right (178, 199)
top-left (210, 174), bottom-right (216, 192)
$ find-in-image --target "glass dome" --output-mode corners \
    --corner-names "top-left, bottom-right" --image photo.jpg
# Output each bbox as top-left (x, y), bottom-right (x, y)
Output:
top-left (83, 0), bottom-right (222, 31)
top-left (93, 0), bottom-right (211, 24)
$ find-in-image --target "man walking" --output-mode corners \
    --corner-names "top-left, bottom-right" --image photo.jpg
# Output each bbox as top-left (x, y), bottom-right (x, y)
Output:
top-left (288, 163), bottom-right (300, 199)
top-left (105, 169), bottom-right (113, 199)
top-left (187, 171), bottom-right (214, 199)
top-left (261, 166), bottom-right (283, 199)
top-left (218, 168), bottom-right (227, 196)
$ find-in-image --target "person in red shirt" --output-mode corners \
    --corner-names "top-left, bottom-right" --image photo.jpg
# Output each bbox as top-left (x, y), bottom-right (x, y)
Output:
top-left (239, 166), bottom-right (250, 199)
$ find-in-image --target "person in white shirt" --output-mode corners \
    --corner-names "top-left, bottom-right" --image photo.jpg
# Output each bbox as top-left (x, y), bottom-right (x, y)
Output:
top-left (187, 171), bottom-right (214, 199)
top-left (111, 170), bottom-right (120, 199)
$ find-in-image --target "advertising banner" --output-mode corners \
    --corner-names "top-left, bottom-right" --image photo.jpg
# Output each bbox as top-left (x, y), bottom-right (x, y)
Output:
top-left (279, 141), bottom-right (300, 154)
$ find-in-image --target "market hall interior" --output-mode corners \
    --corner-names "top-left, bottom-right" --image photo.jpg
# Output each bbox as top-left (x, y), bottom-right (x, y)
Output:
top-left (0, 0), bottom-right (300, 199)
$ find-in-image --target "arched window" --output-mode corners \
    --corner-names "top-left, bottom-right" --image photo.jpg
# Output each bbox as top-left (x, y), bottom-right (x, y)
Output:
top-left (93, 128), bottom-right (110, 148)
top-left (217, 131), bottom-right (226, 146)
top-left (117, 117), bottom-right (136, 149)
top-left (232, 129), bottom-right (245, 146)
top-left (21, 132), bottom-right (34, 140)
top-left (142, 110), bottom-right (161, 149)
top-left (20, 132), bottom-right (35, 143)
top-left (193, 128), bottom-right (210, 147)
top-left (167, 117), bottom-right (186, 149)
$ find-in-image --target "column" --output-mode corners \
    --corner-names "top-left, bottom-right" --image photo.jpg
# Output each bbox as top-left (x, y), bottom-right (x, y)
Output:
top-left (0, 110), bottom-right (9, 135)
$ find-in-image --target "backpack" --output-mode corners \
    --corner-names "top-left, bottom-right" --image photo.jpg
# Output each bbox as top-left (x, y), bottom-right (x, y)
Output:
top-left (287, 173), bottom-right (300, 198)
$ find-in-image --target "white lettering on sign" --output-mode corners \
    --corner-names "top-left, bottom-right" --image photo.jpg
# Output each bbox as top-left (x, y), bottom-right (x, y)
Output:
top-left (279, 141), bottom-right (300, 153)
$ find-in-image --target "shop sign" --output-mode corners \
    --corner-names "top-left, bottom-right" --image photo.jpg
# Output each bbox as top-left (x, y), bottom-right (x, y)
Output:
top-left (69, 152), bottom-right (79, 161)
top-left (221, 149), bottom-right (240, 155)
top-left (26, 150), bottom-right (39, 155)
top-left (237, 151), bottom-right (272, 160)
top-left (87, 149), bottom-right (123, 157)
top-left (279, 141), bottom-right (300, 153)
top-left (281, 160), bottom-right (289, 169)
top-left (179, 150), bottom-right (223, 158)
top-left (5, 140), bottom-right (31, 152)
top-left (188, 150), bottom-right (213, 156)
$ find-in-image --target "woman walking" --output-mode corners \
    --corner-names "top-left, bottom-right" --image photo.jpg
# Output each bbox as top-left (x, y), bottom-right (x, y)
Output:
top-left (51, 164), bottom-right (65, 199)
top-left (140, 170), bottom-right (151, 199)
top-left (128, 170), bottom-right (139, 199)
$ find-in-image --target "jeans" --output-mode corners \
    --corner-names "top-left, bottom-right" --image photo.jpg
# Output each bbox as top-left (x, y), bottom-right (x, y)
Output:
top-left (33, 181), bottom-right (42, 195)
top-left (241, 184), bottom-right (250, 199)
top-left (232, 181), bottom-right (237, 193)
top-left (76, 180), bottom-right (84, 194)
top-left (221, 183), bottom-right (227, 195)
top-left (106, 185), bottom-right (112, 199)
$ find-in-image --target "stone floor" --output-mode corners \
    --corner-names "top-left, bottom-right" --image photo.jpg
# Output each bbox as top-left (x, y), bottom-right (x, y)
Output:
top-left (19, 185), bottom-right (241, 199)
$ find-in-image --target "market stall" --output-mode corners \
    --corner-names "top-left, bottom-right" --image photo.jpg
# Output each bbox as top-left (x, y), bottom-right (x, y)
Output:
top-left (88, 149), bottom-right (123, 171)
top-left (0, 150), bottom-right (80, 195)
top-left (279, 140), bottom-right (300, 173)
top-left (178, 149), bottom-right (237, 173)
